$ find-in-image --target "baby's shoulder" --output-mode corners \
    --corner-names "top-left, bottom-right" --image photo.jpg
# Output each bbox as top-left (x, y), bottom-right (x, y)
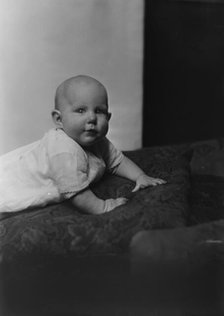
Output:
top-left (95, 137), bottom-right (117, 154)
top-left (43, 129), bottom-right (84, 157)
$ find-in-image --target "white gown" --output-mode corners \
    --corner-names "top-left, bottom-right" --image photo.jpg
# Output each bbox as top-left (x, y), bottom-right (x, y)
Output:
top-left (0, 128), bottom-right (123, 213)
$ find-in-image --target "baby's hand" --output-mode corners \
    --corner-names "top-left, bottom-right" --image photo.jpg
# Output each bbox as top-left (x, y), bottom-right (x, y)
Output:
top-left (132, 174), bottom-right (166, 192)
top-left (103, 197), bottom-right (128, 213)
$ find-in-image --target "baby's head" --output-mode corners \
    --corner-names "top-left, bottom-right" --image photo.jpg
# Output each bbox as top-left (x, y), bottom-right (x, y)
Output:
top-left (52, 75), bottom-right (111, 147)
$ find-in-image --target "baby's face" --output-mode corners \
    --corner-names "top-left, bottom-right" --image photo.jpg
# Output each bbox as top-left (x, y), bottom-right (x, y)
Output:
top-left (59, 82), bottom-right (111, 147)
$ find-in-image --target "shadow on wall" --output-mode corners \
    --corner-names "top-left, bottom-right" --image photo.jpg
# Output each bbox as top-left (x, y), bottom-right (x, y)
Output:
top-left (143, 0), bottom-right (224, 147)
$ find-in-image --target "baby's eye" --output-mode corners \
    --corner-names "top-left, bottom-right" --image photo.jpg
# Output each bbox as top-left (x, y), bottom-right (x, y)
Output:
top-left (75, 108), bottom-right (86, 113)
top-left (96, 108), bottom-right (108, 114)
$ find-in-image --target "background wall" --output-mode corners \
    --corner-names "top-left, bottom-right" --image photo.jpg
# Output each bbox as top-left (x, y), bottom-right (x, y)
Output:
top-left (0, 0), bottom-right (143, 155)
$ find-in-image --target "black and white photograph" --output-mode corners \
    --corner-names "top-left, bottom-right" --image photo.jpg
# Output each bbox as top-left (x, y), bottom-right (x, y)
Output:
top-left (1, 0), bottom-right (224, 315)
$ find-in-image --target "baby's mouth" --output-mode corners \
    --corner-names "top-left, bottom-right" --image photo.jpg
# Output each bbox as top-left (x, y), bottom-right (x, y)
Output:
top-left (85, 125), bottom-right (96, 132)
top-left (85, 127), bottom-right (97, 135)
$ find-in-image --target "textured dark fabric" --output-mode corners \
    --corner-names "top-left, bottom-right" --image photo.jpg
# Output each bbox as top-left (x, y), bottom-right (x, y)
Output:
top-left (129, 140), bottom-right (224, 262)
top-left (188, 139), bottom-right (224, 225)
top-left (130, 219), bottom-right (224, 261)
top-left (190, 138), bottom-right (224, 177)
top-left (2, 141), bottom-right (224, 316)
top-left (0, 145), bottom-right (191, 261)
top-left (189, 174), bottom-right (224, 225)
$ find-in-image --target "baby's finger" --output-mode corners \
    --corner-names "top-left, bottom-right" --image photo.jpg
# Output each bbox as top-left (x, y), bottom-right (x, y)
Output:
top-left (116, 197), bottom-right (128, 205)
top-left (132, 183), bottom-right (140, 192)
top-left (150, 181), bottom-right (158, 186)
top-left (154, 178), bottom-right (166, 185)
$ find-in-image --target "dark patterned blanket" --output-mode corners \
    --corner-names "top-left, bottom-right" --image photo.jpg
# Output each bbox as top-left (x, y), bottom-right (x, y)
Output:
top-left (2, 141), bottom-right (224, 316)
top-left (0, 145), bottom-right (191, 261)
top-left (1, 139), bottom-right (224, 263)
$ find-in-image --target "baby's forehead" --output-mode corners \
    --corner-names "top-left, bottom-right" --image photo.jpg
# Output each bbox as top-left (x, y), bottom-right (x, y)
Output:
top-left (68, 77), bottom-right (105, 92)
top-left (66, 79), bottom-right (107, 100)
top-left (55, 76), bottom-right (108, 111)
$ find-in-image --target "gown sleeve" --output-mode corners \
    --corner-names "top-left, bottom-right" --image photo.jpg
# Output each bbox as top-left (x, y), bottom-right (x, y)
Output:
top-left (97, 137), bottom-right (124, 172)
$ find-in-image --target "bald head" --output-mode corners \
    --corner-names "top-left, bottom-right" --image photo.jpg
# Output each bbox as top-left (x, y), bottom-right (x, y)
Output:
top-left (54, 75), bottom-right (108, 111)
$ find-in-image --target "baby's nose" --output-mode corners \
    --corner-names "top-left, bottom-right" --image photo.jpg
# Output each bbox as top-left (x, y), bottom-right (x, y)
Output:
top-left (87, 111), bottom-right (97, 122)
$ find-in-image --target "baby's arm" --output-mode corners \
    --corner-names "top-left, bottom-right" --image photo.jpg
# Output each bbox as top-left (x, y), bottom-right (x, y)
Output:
top-left (71, 188), bottom-right (127, 215)
top-left (114, 156), bottom-right (166, 192)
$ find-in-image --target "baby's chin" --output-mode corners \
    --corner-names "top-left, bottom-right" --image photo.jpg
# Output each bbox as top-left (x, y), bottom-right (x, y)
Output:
top-left (78, 136), bottom-right (104, 148)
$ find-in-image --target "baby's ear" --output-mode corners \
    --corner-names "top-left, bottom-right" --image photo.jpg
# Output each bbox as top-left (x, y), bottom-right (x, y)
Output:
top-left (107, 112), bottom-right (112, 121)
top-left (51, 110), bottom-right (63, 128)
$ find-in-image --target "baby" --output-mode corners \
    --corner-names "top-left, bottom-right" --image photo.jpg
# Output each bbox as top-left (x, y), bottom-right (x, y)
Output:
top-left (0, 75), bottom-right (165, 214)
